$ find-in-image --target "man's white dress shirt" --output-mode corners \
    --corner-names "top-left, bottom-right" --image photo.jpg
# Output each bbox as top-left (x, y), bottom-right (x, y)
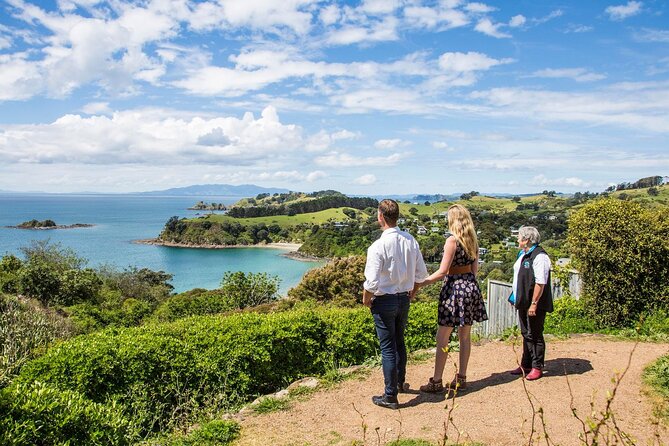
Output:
top-left (364, 227), bottom-right (429, 296)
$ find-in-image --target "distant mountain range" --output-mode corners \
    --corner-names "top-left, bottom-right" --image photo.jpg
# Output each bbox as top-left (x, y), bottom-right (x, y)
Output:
top-left (138, 184), bottom-right (291, 197)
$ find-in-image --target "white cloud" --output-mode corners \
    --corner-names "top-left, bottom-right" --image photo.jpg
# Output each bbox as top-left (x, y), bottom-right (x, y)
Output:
top-left (360, 0), bottom-right (400, 15)
top-left (432, 141), bottom-right (449, 149)
top-left (531, 9), bottom-right (563, 25)
top-left (354, 174), bottom-right (377, 185)
top-left (439, 51), bottom-right (513, 72)
top-left (304, 129), bottom-right (359, 152)
top-left (529, 68), bottom-right (606, 82)
top-left (187, 0), bottom-right (314, 34)
top-left (306, 170), bottom-right (327, 182)
top-left (374, 138), bottom-right (407, 149)
top-left (314, 151), bottom-right (407, 167)
top-left (605, 1), bottom-right (643, 21)
top-left (81, 102), bottom-right (111, 115)
top-left (509, 15), bottom-right (526, 28)
top-left (319, 4), bottom-right (340, 25)
top-left (530, 174), bottom-right (591, 188)
top-left (474, 18), bottom-right (510, 38)
top-left (564, 24), bottom-right (593, 33)
top-left (465, 3), bottom-right (496, 14)
top-left (470, 83), bottom-right (669, 133)
top-left (634, 28), bottom-right (669, 43)
top-left (0, 106), bottom-right (306, 165)
top-left (403, 5), bottom-right (469, 31)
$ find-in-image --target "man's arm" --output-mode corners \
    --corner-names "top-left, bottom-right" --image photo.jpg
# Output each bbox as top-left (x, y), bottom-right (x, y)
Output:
top-left (363, 288), bottom-right (375, 308)
top-left (362, 244), bottom-right (381, 307)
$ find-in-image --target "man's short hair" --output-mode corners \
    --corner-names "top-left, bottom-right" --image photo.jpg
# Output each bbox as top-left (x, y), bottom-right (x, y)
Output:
top-left (378, 199), bottom-right (399, 226)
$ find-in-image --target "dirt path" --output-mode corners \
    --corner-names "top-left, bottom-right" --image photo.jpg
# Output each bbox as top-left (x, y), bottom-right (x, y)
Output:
top-left (235, 336), bottom-right (669, 446)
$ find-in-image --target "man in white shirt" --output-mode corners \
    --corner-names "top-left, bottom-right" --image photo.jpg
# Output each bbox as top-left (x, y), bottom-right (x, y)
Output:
top-left (363, 199), bottom-right (429, 409)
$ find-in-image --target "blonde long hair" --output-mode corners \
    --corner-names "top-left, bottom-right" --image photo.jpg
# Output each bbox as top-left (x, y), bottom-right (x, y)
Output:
top-left (447, 204), bottom-right (479, 260)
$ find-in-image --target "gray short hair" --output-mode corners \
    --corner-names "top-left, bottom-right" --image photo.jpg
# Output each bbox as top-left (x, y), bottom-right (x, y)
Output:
top-left (518, 226), bottom-right (541, 244)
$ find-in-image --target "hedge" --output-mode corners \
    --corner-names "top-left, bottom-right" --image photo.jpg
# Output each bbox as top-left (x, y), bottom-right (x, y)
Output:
top-left (6, 302), bottom-right (438, 442)
top-left (0, 381), bottom-right (135, 445)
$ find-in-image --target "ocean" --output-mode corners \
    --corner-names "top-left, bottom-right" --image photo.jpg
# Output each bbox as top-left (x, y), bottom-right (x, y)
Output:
top-left (0, 194), bottom-right (322, 294)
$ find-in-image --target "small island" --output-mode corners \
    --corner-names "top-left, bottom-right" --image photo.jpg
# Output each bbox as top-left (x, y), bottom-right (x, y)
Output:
top-left (8, 219), bottom-right (94, 230)
top-left (188, 201), bottom-right (227, 211)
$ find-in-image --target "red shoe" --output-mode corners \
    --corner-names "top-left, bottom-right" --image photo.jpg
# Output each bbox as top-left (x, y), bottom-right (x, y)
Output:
top-left (525, 368), bottom-right (543, 381)
top-left (509, 366), bottom-right (531, 376)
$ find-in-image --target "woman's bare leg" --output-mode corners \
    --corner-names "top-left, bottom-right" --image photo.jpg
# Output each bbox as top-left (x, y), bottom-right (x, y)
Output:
top-left (433, 325), bottom-right (454, 381)
top-left (457, 325), bottom-right (472, 377)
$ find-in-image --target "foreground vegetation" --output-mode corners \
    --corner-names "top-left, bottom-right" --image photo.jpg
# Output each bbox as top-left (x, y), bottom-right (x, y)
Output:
top-left (1, 178), bottom-right (668, 444)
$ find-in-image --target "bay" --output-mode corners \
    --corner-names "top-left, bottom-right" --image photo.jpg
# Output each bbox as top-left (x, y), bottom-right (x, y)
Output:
top-left (0, 194), bottom-right (322, 293)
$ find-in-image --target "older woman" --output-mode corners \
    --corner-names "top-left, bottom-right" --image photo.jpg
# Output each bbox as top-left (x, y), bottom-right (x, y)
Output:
top-left (509, 226), bottom-right (553, 381)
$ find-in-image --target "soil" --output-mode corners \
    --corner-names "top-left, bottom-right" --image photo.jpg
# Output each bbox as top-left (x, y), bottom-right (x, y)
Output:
top-left (235, 336), bottom-right (669, 446)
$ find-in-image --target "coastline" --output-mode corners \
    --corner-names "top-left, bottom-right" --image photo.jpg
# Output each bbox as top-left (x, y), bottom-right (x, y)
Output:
top-left (134, 239), bottom-right (326, 263)
top-left (135, 238), bottom-right (302, 251)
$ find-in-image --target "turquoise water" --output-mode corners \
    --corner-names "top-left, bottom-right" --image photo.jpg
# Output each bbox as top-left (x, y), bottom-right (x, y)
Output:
top-left (0, 194), bottom-right (321, 293)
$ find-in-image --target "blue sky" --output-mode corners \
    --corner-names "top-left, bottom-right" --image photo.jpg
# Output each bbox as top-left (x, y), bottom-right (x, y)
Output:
top-left (0, 0), bottom-right (667, 194)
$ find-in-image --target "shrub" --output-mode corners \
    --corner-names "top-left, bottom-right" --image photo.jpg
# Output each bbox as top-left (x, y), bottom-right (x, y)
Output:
top-left (288, 256), bottom-right (366, 306)
top-left (643, 354), bottom-right (669, 422)
top-left (13, 303), bottom-right (437, 437)
top-left (567, 199), bottom-right (669, 328)
top-left (219, 271), bottom-right (280, 308)
top-left (0, 381), bottom-right (136, 445)
top-left (151, 288), bottom-right (234, 322)
top-left (0, 294), bottom-right (74, 386)
top-left (544, 296), bottom-right (596, 335)
top-left (0, 255), bottom-right (22, 293)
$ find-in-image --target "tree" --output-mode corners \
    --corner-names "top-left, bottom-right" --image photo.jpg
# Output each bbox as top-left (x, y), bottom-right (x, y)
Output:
top-left (220, 271), bottom-right (280, 308)
top-left (287, 256), bottom-right (366, 306)
top-left (342, 208), bottom-right (357, 219)
top-left (648, 187), bottom-right (659, 196)
top-left (568, 199), bottom-right (669, 328)
top-left (409, 207), bottom-right (418, 216)
top-left (512, 196), bottom-right (521, 202)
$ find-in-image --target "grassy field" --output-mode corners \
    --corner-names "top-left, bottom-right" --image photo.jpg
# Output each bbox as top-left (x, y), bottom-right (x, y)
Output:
top-left (609, 183), bottom-right (669, 207)
top-left (188, 185), bottom-right (668, 229)
top-left (195, 208), bottom-right (371, 226)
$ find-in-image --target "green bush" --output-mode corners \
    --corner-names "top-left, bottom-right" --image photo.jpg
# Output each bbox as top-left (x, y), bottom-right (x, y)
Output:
top-left (13, 303), bottom-right (437, 437)
top-left (643, 354), bottom-right (669, 422)
top-left (175, 420), bottom-right (240, 446)
top-left (0, 255), bottom-right (22, 293)
top-left (288, 256), bottom-right (366, 306)
top-left (0, 381), bottom-right (136, 445)
top-left (219, 271), bottom-right (280, 308)
top-left (544, 296), bottom-right (596, 335)
top-left (151, 289), bottom-right (234, 322)
top-left (0, 294), bottom-right (73, 386)
top-left (567, 199), bottom-right (669, 328)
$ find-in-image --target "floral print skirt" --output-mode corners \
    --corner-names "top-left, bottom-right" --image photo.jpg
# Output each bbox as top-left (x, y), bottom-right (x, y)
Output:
top-left (438, 273), bottom-right (488, 327)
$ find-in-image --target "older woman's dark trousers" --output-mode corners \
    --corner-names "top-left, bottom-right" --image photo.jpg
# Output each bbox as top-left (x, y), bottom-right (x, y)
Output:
top-left (518, 309), bottom-right (547, 369)
top-left (371, 293), bottom-right (410, 397)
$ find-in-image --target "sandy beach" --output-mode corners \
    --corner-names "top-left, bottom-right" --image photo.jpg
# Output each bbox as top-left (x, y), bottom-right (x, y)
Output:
top-left (134, 239), bottom-right (303, 252)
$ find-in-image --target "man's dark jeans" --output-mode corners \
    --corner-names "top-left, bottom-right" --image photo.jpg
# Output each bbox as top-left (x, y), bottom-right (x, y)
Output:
top-left (518, 308), bottom-right (547, 369)
top-left (371, 293), bottom-right (410, 397)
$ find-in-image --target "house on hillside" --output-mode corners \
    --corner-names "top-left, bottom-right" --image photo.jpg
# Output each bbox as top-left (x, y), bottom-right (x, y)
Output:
top-left (417, 226), bottom-right (427, 235)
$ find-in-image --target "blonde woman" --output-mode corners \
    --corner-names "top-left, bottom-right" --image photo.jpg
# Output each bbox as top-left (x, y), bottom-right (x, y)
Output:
top-left (414, 204), bottom-right (488, 392)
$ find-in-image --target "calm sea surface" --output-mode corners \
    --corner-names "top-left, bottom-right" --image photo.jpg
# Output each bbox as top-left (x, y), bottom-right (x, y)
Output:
top-left (0, 194), bottom-right (322, 293)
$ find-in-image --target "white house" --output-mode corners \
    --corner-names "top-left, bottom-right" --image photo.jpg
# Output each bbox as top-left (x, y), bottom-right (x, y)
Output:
top-left (417, 226), bottom-right (428, 235)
